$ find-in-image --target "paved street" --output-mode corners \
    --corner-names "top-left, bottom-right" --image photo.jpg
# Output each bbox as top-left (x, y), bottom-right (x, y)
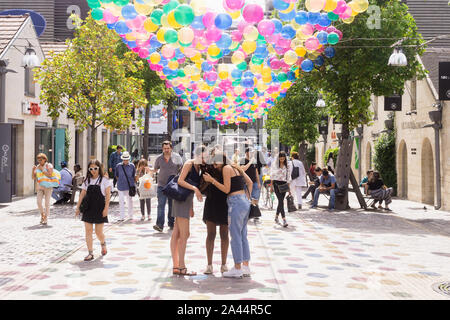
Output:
top-left (0, 191), bottom-right (450, 300)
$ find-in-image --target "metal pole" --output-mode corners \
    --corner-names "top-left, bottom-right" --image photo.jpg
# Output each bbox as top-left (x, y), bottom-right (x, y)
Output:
top-left (0, 68), bottom-right (6, 123)
top-left (434, 123), bottom-right (441, 209)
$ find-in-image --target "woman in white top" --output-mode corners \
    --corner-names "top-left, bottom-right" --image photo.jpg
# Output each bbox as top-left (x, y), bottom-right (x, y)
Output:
top-left (270, 151), bottom-right (292, 227)
top-left (76, 160), bottom-right (111, 261)
top-left (290, 152), bottom-right (307, 210)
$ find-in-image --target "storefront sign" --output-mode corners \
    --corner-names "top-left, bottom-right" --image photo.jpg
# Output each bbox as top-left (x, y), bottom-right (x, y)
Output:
top-left (30, 103), bottom-right (41, 115)
top-left (0, 123), bottom-right (12, 203)
top-left (439, 61), bottom-right (450, 101)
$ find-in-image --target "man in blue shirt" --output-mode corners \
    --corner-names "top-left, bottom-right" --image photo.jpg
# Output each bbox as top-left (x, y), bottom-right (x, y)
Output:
top-left (115, 151), bottom-right (136, 221)
top-left (311, 169), bottom-right (337, 210)
top-left (108, 145), bottom-right (123, 188)
top-left (52, 161), bottom-right (73, 204)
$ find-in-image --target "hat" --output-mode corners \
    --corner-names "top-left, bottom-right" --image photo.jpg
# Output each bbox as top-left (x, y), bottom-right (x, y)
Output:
top-left (121, 151), bottom-right (131, 160)
top-left (60, 161), bottom-right (67, 167)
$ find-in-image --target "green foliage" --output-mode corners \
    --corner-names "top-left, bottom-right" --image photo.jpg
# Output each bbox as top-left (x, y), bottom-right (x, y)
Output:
top-left (291, 144), bottom-right (299, 154)
top-left (306, 146), bottom-right (316, 166)
top-left (107, 145), bottom-right (126, 178)
top-left (265, 74), bottom-right (321, 147)
top-left (308, 0), bottom-right (427, 136)
top-left (324, 148), bottom-right (339, 166)
top-left (35, 15), bottom-right (147, 137)
top-left (374, 131), bottom-right (397, 195)
top-left (64, 129), bottom-right (70, 163)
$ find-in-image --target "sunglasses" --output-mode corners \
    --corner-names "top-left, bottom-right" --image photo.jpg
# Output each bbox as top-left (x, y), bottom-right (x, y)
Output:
top-left (89, 167), bottom-right (99, 172)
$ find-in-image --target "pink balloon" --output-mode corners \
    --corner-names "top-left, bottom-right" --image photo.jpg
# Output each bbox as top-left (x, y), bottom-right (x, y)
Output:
top-left (334, 1), bottom-right (347, 14)
top-left (225, 0), bottom-right (245, 10)
top-left (237, 20), bottom-right (250, 33)
top-left (161, 0), bottom-right (170, 4)
top-left (305, 37), bottom-right (320, 51)
top-left (257, 19), bottom-right (275, 37)
top-left (205, 27), bottom-right (222, 42)
top-left (138, 48), bottom-right (149, 59)
top-left (266, 33), bottom-right (280, 44)
top-left (231, 30), bottom-right (243, 42)
top-left (277, 38), bottom-right (291, 48)
top-left (302, 24), bottom-right (315, 36)
top-left (203, 12), bottom-right (217, 29)
top-left (103, 9), bottom-right (118, 24)
top-left (315, 24), bottom-right (327, 31)
top-left (243, 4), bottom-right (264, 24)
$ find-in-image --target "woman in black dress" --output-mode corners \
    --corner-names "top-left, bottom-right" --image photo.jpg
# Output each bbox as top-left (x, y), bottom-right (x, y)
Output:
top-left (75, 160), bottom-right (111, 261)
top-left (202, 150), bottom-right (229, 275)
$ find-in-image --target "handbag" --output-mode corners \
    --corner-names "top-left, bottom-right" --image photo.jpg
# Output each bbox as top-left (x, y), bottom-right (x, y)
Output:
top-left (249, 203), bottom-right (262, 219)
top-left (277, 165), bottom-right (290, 193)
top-left (287, 194), bottom-right (297, 212)
top-left (291, 166), bottom-right (300, 180)
top-left (138, 174), bottom-right (157, 199)
top-left (36, 167), bottom-right (61, 188)
top-left (161, 170), bottom-right (199, 202)
top-left (121, 164), bottom-right (136, 197)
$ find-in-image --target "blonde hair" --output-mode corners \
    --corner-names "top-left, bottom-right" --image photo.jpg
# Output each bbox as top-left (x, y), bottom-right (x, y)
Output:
top-left (37, 153), bottom-right (48, 162)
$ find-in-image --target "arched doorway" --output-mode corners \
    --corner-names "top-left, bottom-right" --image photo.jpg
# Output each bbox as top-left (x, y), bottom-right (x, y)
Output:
top-left (421, 138), bottom-right (434, 205)
top-left (398, 140), bottom-right (408, 198)
top-left (365, 142), bottom-right (372, 172)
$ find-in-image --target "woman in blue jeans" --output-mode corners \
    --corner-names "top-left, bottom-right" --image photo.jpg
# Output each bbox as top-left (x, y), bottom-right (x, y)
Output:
top-left (203, 153), bottom-right (253, 279)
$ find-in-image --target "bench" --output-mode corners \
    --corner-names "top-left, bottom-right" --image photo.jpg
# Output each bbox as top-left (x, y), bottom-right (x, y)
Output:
top-left (65, 175), bottom-right (84, 205)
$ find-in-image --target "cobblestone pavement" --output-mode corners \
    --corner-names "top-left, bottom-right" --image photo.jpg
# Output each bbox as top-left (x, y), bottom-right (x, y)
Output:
top-left (0, 191), bottom-right (449, 300)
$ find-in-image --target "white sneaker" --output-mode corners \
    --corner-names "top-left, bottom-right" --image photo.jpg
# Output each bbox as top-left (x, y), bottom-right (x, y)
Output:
top-left (221, 265), bottom-right (228, 273)
top-left (223, 267), bottom-right (243, 279)
top-left (242, 265), bottom-right (251, 277)
top-left (204, 265), bottom-right (213, 275)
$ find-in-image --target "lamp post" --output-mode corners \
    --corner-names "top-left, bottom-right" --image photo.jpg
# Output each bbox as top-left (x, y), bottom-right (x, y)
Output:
top-left (0, 59), bottom-right (17, 123)
top-left (356, 126), bottom-right (363, 183)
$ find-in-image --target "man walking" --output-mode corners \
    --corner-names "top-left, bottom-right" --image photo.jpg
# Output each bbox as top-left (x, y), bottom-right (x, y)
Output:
top-left (109, 145), bottom-right (123, 188)
top-left (153, 141), bottom-right (183, 232)
top-left (115, 151), bottom-right (136, 221)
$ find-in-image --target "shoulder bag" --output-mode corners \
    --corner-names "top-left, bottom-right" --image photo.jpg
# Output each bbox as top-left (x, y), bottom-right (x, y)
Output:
top-left (243, 183), bottom-right (261, 219)
top-left (121, 165), bottom-right (136, 197)
top-left (161, 164), bottom-right (199, 201)
top-left (291, 162), bottom-right (300, 180)
top-left (277, 165), bottom-right (290, 193)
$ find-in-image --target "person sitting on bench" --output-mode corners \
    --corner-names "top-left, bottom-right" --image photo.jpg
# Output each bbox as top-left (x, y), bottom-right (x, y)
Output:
top-left (303, 167), bottom-right (322, 201)
top-left (311, 169), bottom-right (336, 210)
top-left (367, 171), bottom-right (393, 211)
top-left (52, 161), bottom-right (72, 205)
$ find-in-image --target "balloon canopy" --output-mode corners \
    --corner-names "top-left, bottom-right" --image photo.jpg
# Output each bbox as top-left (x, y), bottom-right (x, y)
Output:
top-left (88, 0), bottom-right (368, 124)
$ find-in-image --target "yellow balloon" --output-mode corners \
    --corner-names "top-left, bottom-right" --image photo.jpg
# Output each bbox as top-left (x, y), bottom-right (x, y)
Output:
top-left (342, 16), bottom-right (355, 24)
top-left (242, 40), bottom-right (256, 54)
top-left (284, 50), bottom-right (298, 65)
top-left (168, 11), bottom-right (182, 28)
top-left (262, 67), bottom-right (271, 77)
top-left (243, 26), bottom-right (259, 41)
top-left (354, 0), bottom-right (369, 13)
top-left (178, 27), bottom-right (194, 44)
top-left (191, 74), bottom-right (201, 81)
top-left (305, 0), bottom-right (326, 13)
top-left (231, 51), bottom-right (245, 64)
top-left (267, 44), bottom-right (275, 54)
top-left (295, 46), bottom-right (307, 57)
top-left (157, 27), bottom-right (167, 43)
top-left (280, 2), bottom-right (295, 13)
top-left (126, 33), bottom-right (137, 41)
top-left (323, 0), bottom-right (338, 12)
top-left (228, 10), bottom-right (241, 19)
top-left (161, 14), bottom-right (171, 28)
top-left (168, 60), bottom-right (179, 70)
top-left (219, 71), bottom-right (229, 80)
top-left (135, 3), bottom-right (153, 15)
top-left (149, 52), bottom-right (161, 64)
top-left (281, 81), bottom-right (291, 90)
top-left (262, 76), bottom-right (272, 83)
top-left (190, 0), bottom-right (207, 15)
top-left (296, 29), bottom-right (308, 40)
top-left (208, 44), bottom-right (221, 57)
top-left (144, 18), bottom-right (158, 33)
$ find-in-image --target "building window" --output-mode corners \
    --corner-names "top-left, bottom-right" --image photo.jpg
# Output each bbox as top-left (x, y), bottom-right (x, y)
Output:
top-left (24, 67), bottom-right (35, 97)
top-left (410, 79), bottom-right (417, 111)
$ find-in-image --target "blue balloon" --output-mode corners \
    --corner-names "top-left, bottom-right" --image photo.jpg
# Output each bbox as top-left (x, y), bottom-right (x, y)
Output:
top-left (243, 71), bottom-right (254, 78)
top-left (215, 13), bottom-right (232, 30)
top-left (273, 0), bottom-right (290, 11)
top-left (216, 33), bottom-right (232, 49)
top-left (107, 23), bottom-right (116, 30)
top-left (281, 25), bottom-right (296, 39)
top-left (287, 71), bottom-right (296, 81)
top-left (301, 59), bottom-right (314, 72)
top-left (317, 31), bottom-right (328, 45)
top-left (231, 69), bottom-right (243, 79)
top-left (279, 9), bottom-right (296, 22)
top-left (191, 93), bottom-right (199, 100)
top-left (115, 21), bottom-right (131, 35)
top-left (308, 12), bottom-right (320, 25)
top-left (318, 13), bottom-right (331, 27)
top-left (314, 56), bottom-right (324, 67)
top-left (202, 61), bottom-right (212, 71)
top-left (246, 90), bottom-right (255, 98)
top-left (324, 47), bottom-right (336, 58)
top-left (222, 49), bottom-right (231, 55)
top-left (295, 11), bottom-right (308, 25)
top-left (127, 41), bottom-right (137, 48)
top-left (122, 4), bottom-right (138, 20)
top-left (241, 78), bottom-right (254, 88)
top-left (191, 15), bottom-right (205, 30)
top-left (272, 19), bottom-right (283, 34)
top-left (149, 37), bottom-right (162, 48)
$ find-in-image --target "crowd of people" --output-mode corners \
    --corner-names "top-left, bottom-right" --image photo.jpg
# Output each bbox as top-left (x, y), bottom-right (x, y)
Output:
top-left (31, 142), bottom-right (394, 277)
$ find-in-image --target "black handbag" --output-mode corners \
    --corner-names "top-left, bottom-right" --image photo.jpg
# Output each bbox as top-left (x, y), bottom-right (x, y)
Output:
top-left (249, 203), bottom-right (262, 219)
top-left (277, 165), bottom-right (290, 193)
top-left (291, 166), bottom-right (300, 180)
top-left (161, 175), bottom-right (195, 201)
top-left (121, 164), bottom-right (136, 197)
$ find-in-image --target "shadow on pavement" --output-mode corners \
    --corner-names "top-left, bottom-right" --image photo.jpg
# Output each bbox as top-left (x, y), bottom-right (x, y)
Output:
top-left (163, 274), bottom-right (266, 296)
top-left (69, 257), bottom-right (106, 271)
top-left (24, 224), bottom-right (53, 230)
top-left (292, 209), bottom-right (450, 237)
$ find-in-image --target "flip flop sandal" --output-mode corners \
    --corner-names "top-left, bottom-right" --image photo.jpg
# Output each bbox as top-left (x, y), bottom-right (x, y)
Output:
top-left (173, 267), bottom-right (181, 275)
top-left (101, 243), bottom-right (107, 256)
top-left (179, 268), bottom-right (197, 276)
top-left (84, 253), bottom-right (94, 261)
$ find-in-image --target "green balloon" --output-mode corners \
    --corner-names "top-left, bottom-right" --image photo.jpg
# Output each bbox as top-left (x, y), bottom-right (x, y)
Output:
top-left (163, 0), bottom-right (180, 14)
top-left (87, 0), bottom-right (101, 9)
top-left (215, 97), bottom-right (223, 103)
top-left (327, 12), bottom-right (339, 21)
top-left (232, 79), bottom-right (241, 87)
top-left (91, 8), bottom-right (103, 20)
top-left (113, 0), bottom-right (129, 6)
top-left (277, 72), bottom-right (287, 82)
top-left (237, 61), bottom-right (247, 71)
top-left (164, 28), bottom-right (178, 43)
top-left (177, 70), bottom-right (186, 77)
top-left (251, 56), bottom-right (263, 65)
top-left (236, 97), bottom-right (242, 103)
top-left (174, 5), bottom-right (195, 26)
top-left (327, 33), bottom-right (339, 45)
top-left (151, 9), bottom-right (164, 25)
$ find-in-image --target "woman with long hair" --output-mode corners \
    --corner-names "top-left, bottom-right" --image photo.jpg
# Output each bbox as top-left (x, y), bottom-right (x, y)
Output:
top-left (75, 160), bottom-right (111, 261)
top-left (367, 171), bottom-right (393, 211)
top-left (203, 153), bottom-right (253, 279)
top-left (170, 145), bottom-right (207, 276)
top-left (202, 151), bottom-right (229, 275)
top-left (135, 159), bottom-right (154, 221)
top-left (270, 151), bottom-right (292, 227)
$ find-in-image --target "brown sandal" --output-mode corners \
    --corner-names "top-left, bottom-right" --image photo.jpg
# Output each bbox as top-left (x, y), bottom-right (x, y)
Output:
top-left (179, 268), bottom-right (197, 276)
top-left (173, 267), bottom-right (181, 275)
top-left (101, 243), bottom-right (107, 256)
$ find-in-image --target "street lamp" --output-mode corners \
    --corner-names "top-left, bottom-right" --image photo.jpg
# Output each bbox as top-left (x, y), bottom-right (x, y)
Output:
top-left (316, 95), bottom-right (326, 108)
top-left (388, 48), bottom-right (407, 67)
top-left (21, 48), bottom-right (41, 68)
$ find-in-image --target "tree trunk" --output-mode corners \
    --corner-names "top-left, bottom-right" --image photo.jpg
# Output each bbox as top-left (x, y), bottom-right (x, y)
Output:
top-left (143, 99), bottom-right (150, 160)
top-left (90, 125), bottom-right (97, 159)
top-left (298, 141), bottom-right (309, 176)
top-left (167, 99), bottom-right (174, 141)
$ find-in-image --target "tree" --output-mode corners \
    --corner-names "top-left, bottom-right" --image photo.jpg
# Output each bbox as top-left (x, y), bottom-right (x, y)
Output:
top-left (306, 0), bottom-right (426, 207)
top-left (374, 130), bottom-right (397, 195)
top-left (36, 16), bottom-right (146, 158)
top-left (265, 74), bottom-right (321, 160)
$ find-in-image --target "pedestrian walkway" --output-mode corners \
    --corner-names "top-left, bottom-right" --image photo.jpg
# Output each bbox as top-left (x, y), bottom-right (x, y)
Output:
top-left (0, 193), bottom-right (449, 300)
